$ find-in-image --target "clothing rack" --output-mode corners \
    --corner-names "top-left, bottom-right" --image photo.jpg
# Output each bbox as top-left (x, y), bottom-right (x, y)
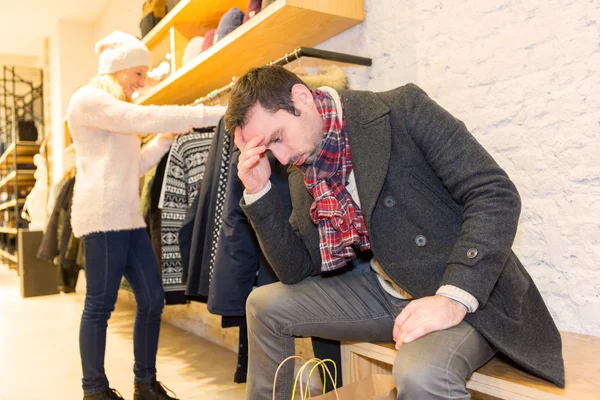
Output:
top-left (192, 47), bottom-right (372, 105)
top-left (193, 81), bottom-right (236, 105)
top-left (268, 47), bottom-right (372, 68)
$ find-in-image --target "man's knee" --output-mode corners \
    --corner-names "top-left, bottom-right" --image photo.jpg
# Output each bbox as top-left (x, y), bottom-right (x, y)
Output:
top-left (393, 344), bottom-right (466, 399)
top-left (246, 283), bottom-right (282, 330)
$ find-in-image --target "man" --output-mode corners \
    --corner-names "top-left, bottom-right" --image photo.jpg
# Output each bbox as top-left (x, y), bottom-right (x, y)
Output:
top-left (224, 66), bottom-right (564, 400)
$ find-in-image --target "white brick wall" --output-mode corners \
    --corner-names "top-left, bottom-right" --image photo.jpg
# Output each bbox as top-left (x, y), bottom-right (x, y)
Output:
top-left (319, 0), bottom-right (600, 335)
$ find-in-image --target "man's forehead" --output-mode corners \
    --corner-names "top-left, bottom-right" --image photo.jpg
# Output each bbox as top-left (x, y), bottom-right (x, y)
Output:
top-left (242, 106), bottom-right (276, 140)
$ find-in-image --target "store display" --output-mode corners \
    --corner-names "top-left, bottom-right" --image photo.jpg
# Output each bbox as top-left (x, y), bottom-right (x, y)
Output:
top-left (0, 66), bottom-right (44, 268)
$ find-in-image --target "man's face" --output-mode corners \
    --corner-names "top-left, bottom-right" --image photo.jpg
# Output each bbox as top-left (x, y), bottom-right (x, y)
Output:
top-left (240, 86), bottom-right (323, 166)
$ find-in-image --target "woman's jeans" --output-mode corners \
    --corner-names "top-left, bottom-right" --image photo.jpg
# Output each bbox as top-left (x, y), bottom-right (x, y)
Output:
top-left (80, 229), bottom-right (165, 394)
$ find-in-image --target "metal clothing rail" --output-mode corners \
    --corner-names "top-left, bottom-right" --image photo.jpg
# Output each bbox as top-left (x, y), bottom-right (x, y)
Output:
top-left (192, 47), bottom-right (372, 105)
top-left (268, 47), bottom-right (372, 68)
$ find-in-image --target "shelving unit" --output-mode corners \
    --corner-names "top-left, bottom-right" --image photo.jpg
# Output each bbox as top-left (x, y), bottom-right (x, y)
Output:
top-left (0, 198), bottom-right (25, 212)
top-left (136, 0), bottom-right (365, 105)
top-left (0, 247), bottom-right (17, 263)
top-left (0, 66), bottom-right (43, 268)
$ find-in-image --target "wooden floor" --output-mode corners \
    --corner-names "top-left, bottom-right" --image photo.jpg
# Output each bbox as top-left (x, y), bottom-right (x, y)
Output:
top-left (0, 266), bottom-right (247, 400)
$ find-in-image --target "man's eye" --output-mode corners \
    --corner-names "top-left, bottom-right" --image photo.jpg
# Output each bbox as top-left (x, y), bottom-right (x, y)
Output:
top-left (275, 135), bottom-right (282, 143)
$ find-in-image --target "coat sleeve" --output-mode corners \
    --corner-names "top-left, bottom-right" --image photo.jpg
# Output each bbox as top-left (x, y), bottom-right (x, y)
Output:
top-left (240, 167), bottom-right (319, 285)
top-left (401, 84), bottom-right (521, 308)
top-left (208, 151), bottom-right (261, 315)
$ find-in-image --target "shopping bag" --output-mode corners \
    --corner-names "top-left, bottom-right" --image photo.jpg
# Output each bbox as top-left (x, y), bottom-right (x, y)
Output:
top-left (274, 356), bottom-right (340, 400)
top-left (274, 356), bottom-right (397, 400)
top-left (311, 374), bottom-right (397, 400)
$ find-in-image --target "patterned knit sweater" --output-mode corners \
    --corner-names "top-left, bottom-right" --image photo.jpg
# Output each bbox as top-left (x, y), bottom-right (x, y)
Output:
top-left (158, 128), bottom-right (215, 290)
top-left (66, 86), bottom-right (225, 237)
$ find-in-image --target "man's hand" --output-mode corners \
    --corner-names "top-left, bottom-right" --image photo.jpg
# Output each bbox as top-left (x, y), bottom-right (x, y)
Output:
top-left (235, 127), bottom-right (271, 194)
top-left (392, 295), bottom-right (467, 350)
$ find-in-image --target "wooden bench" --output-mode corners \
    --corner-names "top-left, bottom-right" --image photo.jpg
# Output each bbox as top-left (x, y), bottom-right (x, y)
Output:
top-left (341, 332), bottom-right (599, 399)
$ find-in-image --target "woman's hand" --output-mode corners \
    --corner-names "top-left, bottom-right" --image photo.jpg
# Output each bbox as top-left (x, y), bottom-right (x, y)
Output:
top-left (158, 133), bottom-right (177, 140)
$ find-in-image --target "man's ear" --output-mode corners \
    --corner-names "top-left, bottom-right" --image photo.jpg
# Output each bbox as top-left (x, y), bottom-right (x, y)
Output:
top-left (291, 84), bottom-right (312, 110)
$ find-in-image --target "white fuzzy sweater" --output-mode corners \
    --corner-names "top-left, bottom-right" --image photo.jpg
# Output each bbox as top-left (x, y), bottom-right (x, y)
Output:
top-left (66, 86), bottom-right (226, 237)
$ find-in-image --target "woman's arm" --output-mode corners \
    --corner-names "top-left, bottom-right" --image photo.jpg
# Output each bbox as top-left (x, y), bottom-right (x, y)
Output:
top-left (139, 134), bottom-right (173, 176)
top-left (68, 87), bottom-right (226, 135)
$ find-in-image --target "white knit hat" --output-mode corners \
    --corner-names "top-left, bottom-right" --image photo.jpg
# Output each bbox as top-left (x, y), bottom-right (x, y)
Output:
top-left (95, 31), bottom-right (151, 74)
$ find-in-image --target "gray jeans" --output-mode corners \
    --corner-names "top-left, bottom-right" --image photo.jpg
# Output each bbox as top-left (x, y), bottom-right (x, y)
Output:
top-left (245, 268), bottom-right (496, 400)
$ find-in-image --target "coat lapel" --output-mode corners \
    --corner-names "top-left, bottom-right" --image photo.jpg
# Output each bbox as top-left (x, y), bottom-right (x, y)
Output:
top-left (341, 90), bottom-right (392, 227)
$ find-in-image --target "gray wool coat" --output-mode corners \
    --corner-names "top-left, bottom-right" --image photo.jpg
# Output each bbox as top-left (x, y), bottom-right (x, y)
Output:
top-left (241, 83), bottom-right (565, 387)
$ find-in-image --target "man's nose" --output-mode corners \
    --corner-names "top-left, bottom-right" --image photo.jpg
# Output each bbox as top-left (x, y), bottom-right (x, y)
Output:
top-left (273, 150), bottom-right (290, 165)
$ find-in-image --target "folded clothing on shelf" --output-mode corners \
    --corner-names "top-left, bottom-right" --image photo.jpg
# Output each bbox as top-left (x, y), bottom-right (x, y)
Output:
top-left (215, 8), bottom-right (244, 43)
top-left (140, 0), bottom-right (167, 37)
top-left (166, 0), bottom-right (180, 13)
top-left (183, 36), bottom-right (205, 65)
top-left (201, 29), bottom-right (217, 51)
top-left (243, 0), bottom-right (262, 22)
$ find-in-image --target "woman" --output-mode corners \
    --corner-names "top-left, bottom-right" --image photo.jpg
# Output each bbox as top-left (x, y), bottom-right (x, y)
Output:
top-left (67, 31), bottom-right (226, 400)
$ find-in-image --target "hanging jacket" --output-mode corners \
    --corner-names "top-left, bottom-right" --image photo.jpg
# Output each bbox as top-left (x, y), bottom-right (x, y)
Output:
top-left (182, 118), bottom-right (232, 298)
top-left (207, 150), bottom-right (287, 316)
top-left (159, 127), bottom-right (215, 297)
top-left (38, 177), bottom-right (79, 292)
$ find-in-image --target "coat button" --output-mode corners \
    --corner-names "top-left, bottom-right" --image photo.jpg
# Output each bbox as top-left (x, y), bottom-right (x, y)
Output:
top-left (415, 235), bottom-right (427, 247)
top-left (384, 196), bottom-right (396, 207)
top-left (467, 248), bottom-right (478, 259)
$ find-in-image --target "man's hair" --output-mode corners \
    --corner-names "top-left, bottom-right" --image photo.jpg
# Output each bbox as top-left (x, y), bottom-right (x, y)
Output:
top-left (224, 66), bottom-right (308, 132)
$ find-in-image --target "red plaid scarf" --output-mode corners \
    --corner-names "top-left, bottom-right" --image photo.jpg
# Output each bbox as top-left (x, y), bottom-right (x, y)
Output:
top-left (302, 90), bottom-right (371, 272)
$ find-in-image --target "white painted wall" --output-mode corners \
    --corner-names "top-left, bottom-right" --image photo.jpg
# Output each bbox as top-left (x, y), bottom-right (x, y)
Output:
top-left (48, 20), bottom-right (96, 182)
top-left (319, 0), bottom-right (600, 335)
top-left (94, 0), bottom-right (143, 43)
top-left (0, 54), bottom-right (41, 69)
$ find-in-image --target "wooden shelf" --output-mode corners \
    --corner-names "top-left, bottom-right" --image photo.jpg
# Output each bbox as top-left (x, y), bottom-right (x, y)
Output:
top-left (142, 0), bottom-right (249, 50)
top-left (0, 199), bottom-right (25, 211)
top-left (137, 0), bottom-right (365, 105)
top-left (0, 170), bottom-right (36, 191)
top-left (0, 227), bottom-right (18, 235)
top-left (0, 248), bottom-right (18, 263)
top-left (0, 142), bottom-right (39, 166)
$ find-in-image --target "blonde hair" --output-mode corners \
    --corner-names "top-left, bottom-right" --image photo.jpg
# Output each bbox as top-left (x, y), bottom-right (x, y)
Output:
top-left (87, 73), bottom-right (128, 102)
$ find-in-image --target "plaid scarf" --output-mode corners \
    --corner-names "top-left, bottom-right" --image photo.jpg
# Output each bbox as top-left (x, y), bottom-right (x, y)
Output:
top-left (302, 90), bottom-right (370, 272)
